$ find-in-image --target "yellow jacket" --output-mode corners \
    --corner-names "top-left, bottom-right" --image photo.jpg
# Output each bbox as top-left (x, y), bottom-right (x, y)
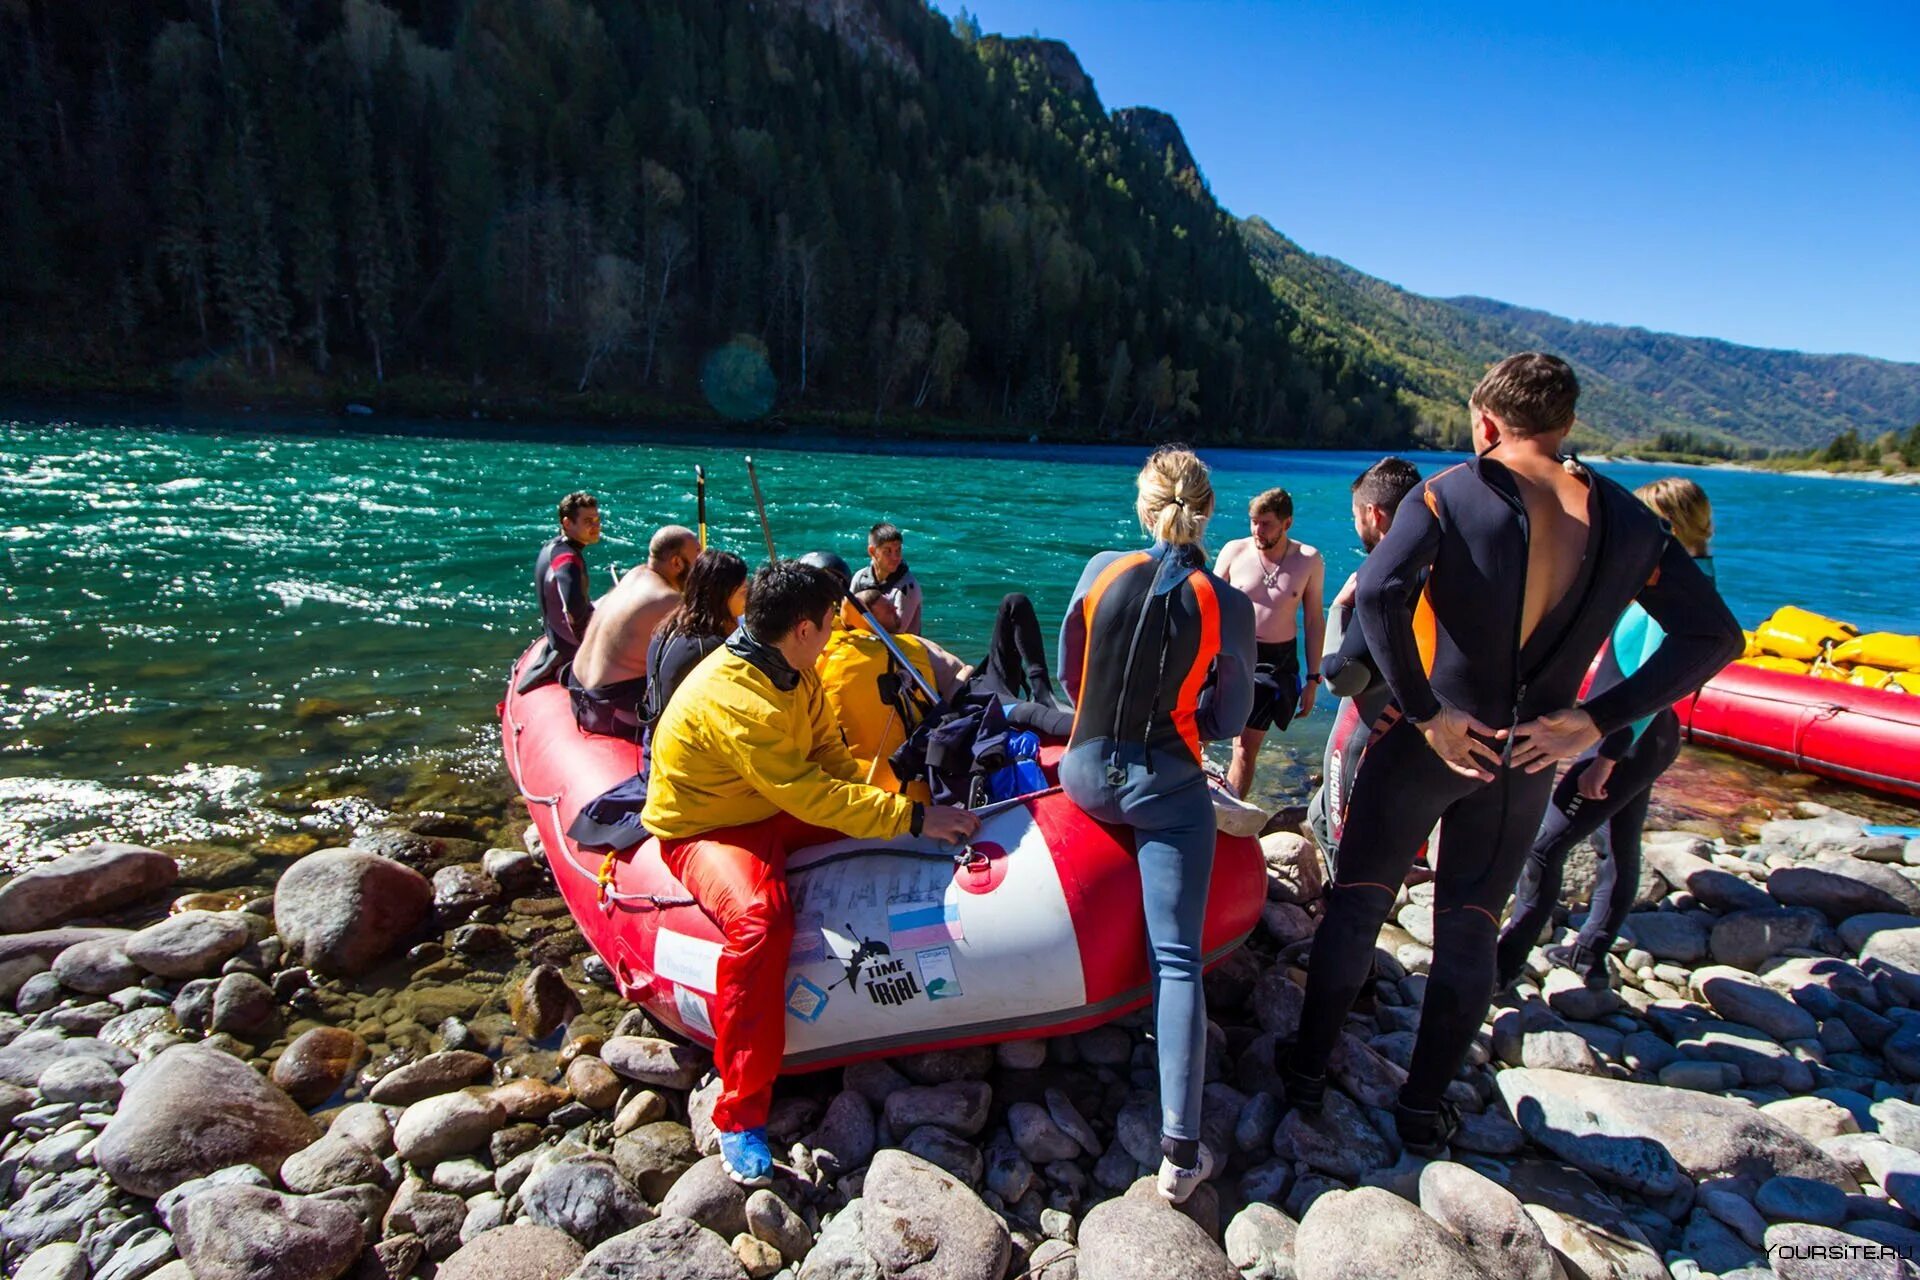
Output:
top-left (817, 628), bottom-right (938, 798)
top-left (642, 644), bottom-right (915, 841)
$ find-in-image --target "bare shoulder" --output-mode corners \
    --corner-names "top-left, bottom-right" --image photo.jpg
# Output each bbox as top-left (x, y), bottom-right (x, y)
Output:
top-left (1294, 541), bottom-right (1325, 570)
top-left (1215, 536), bottom-right (1250, 565)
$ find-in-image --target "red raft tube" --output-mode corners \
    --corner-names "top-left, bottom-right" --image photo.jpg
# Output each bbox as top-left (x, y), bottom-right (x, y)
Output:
top-left (1676, 663), bottom-right (1920, 802)
top-left (500, 644), bottom-right (1266, 1071)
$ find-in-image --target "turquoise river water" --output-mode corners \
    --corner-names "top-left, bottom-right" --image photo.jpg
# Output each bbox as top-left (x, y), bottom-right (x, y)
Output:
top-left (3, 408), bottom-right (1918, 860)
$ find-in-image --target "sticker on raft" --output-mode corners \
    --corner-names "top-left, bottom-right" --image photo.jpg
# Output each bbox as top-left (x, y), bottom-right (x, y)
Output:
top-left (915, 946), bottom-right (962, 1000)
top-left (654, 928), bottom-right (722, 994)
top-left (785, 976), bottom-right (829, 1024)
top-left (790, 911), bottom-right (828, 965)
top-left (862, 956), bottom-right (922, 1007)
top-left (675, 986), bottom-right (714, 1038)
top-left (888, 895), bottom-right (964, 949)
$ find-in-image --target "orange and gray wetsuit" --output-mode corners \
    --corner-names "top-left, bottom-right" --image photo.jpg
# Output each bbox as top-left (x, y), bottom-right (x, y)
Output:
top-left (1057, 541), bottom-right (1256, 1162)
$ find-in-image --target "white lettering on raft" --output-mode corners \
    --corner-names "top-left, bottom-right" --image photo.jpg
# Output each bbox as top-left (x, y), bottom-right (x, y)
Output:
top-left (654, 929), bottom-right (722, 994)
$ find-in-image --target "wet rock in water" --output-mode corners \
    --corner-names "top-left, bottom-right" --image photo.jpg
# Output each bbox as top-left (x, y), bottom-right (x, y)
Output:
top-left (392, 1089), bottom-right (505, 1165)
top-left (208, 971), bottom-right (276, 1039)
top-left (432, 865), bottom-right (502, 919)
top-left (511, 963), bottom-right (580, 1039)
top-left (659, 1155), bottom-right (752, 1239)
top-left (37, 1053), bottom-right (122, 1105)
top-left (602, 1035), bottom-right (710, 1090)
top-left (565, 1053), bottom-right (622, 1109)
top-left (615, 1119), bottom-right (702, 1199)
top-left (279, 1131), bottom-right (389, 1195)
top-left (481, 847), bottom-right (545, 894)
top-left (860, 1149), bottom-right (1009, 1280)
top-left (0, 844), bottom-right (179, 934)
top-left (521, 1153), bottom-right (655, 1245)
top-left (271, 1028), bottom-right (369, 1108)
top-left (575, 1216), bottom-right (747, 1280)
top-left (1496, 1068), bottom-right (1856, 1193)
top-left (173, 1184), bottom-right (364, 1280)
top-left (489, 1076), bottom-right (571, 1124)
top-left (1273, 1089), bottom-right (1395, 1182)
top-left (96, 1044), bottom-right (320, 1196)
top-left (123, 910), bottom-right (251, 980)
top-left (1768, 858), bottom-right (1920, 921)
top-left (885, 1081), bottom-right (992, 1137)
top-left (1077, 1190), bottom-right (1237, 1280)
top-left (350, 825), bottom-right (486, 877)
top-left (367, 1049), bottom-right (492, 1106)
top-left (274, 849), bottom-right (433, 978)
top-left (1692, 965), bottom-right (1821, 1041)
top-left (1295, 1186), bottom-right (1492, 1280)
top-left (438, 1224), bottom-right (584, 1280)
top-left (746, 1188), bottom-right (813, 1263)
top-left (806, 1090), bottom-right (877, 1174)
top-left (50, 936), bottom-right (144, 996)
top-left (1417, 1161), bottom-right (1559, 1280)
top-left (1223, 1203), bottom-right (1297, 1280)
top-left (1709, 906), bottom-right (1830, 973)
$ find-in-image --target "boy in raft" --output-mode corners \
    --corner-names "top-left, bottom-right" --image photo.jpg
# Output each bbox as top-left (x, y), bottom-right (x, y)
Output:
top-left (1496, 477), bottom-right (1726, 992)
top-left (641, 559), bottom-right (980, 1186)
top-left (566, 526), bottom-right (698, 740)
top-left (1306, 457), bottom-right (1423, 862)
top-left (849, 521), bottom-right (924, 635)
top-left (1282, 353), bottom-right (1741, 1156)
top-left (1214, 489), bottom-right (1325, 801)
top-left (529, 492), bottom-right (601, 679)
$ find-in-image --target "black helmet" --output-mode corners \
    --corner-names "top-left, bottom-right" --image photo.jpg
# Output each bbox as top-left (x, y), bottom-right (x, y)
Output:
top-left (797, 550), bottom-right (852, 588)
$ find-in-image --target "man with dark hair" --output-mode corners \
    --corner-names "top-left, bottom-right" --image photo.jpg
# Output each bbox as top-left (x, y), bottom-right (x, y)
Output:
top-left (1281, 353), bottom-right (1741, 1157)
top-left (533, 492), bottom-right (600, 668)
top-left (1214, 487), bottom-right (1325, 800)
top-left (567, 525), bottom-right (699, 739)
top-left (849, 521), bottom-right (924, 634)
top-left (1306, 457), bottom-right (1423, 857)
top-left (642, 560), bottom-right (980, 1186)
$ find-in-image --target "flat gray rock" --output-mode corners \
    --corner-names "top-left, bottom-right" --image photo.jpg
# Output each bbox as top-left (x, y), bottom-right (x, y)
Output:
top-left (601, 1035), bottom-right (710, 1090)
top-left (0, 845), bottom-right (177, 934)
top-left (521, 1154), bottom-right (652, 1246)
top-left (1710, 906), bottom-right (1830, 972)
top-left (124, 910), bottom-right (251, 979)
top-left (574, 1216), bottom-right (746, 1280)
top-left (1693, 965), bottom-right (1821, 1040)
top-left (96, 1044), bottom-right (320, 1197)
top-left (438, 1224), bottom-right (583, 1280)
top-left (1769, 859), bottom-right (1920, 921)
top-left (273, 849), bottom-right (432, 977)
top-left (1620, 910), bottom-right (1712, 964)
top-left (657, 1155), bottom-right (750, 1240)
top-left (173, 1184), bottom-right (364, 1280)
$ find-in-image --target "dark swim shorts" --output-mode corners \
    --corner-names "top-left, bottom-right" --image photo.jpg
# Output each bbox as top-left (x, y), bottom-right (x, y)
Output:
top-left (1246, 639), bottom-right (1302, 732)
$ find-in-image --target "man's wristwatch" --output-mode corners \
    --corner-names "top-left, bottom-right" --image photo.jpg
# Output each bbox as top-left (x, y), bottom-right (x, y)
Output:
top-left (910, 803), bottom-right (925, 837)
top-left (1305, 671), bottom-right (1322, 685)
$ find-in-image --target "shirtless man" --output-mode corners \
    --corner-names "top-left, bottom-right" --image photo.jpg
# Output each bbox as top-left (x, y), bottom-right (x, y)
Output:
top-left (567, 524), bottom-right (699, 739)
top-left (1214, 489), bottom-right (1325, 799)
top-left (1279, 353), bottom-right (1741, 1157)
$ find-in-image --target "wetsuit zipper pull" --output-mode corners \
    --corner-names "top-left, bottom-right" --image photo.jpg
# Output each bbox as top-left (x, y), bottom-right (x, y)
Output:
top-left (1504, 682), bottom-right (1528, 767)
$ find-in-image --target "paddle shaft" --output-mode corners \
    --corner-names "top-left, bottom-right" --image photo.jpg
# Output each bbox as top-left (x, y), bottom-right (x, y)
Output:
top-left (745, 456), bottom-right (776, 561)
top-left (696, 465), bottom-right (707, 550)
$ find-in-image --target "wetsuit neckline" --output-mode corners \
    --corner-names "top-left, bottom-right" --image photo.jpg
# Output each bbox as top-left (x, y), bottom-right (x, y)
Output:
top-left (725, 625), bottom-right (801, 692)
top-left (1146, 540), bottom-right (1205, 596)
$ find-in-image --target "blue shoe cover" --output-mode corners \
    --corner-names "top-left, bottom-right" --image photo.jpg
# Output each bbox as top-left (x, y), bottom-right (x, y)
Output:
top-left (720, 1127), bottom-right (773, 1186)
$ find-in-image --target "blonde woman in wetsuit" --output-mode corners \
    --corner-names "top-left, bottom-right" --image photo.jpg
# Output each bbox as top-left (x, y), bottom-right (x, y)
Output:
top-left (1057, 446), bottom-right (1257, 1203)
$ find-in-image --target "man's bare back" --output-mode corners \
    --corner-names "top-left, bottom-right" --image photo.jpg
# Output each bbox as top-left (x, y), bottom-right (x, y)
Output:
top-left (1216, 536), bottom-right (1324, 644)
top-left (1509, 460), bottom-right (1594, 649)
top-left (573, 565), bottom-right (682, 688)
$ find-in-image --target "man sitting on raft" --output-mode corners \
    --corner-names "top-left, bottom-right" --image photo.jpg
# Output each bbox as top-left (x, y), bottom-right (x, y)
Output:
top-left (849, 521), bottom-right (924, 635)
top-left (641, 559), bottom-right (980, 1186)
top-left (525, 491), bottom-right (600, 686)
top-left (566, 525), bottom-right (698, 740)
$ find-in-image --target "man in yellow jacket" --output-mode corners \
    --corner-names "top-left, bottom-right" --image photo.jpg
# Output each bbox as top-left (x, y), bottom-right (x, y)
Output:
top-left (642, 559), bottom-right (980, 1186)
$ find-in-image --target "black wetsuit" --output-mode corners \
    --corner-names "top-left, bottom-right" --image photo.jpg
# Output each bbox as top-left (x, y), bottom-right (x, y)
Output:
top-left (1291, 455), bottom-right (1741, 1114)
top-left (535, 535), bottom-right (593, 663)
top-left (965, 593), bottom-right (1069, 733)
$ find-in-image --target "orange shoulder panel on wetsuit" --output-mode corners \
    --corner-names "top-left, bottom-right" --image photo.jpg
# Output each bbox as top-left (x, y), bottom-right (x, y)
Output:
top-left (1172, 570), bottom-right (1223, 764)
top-left (1070, 552), bottom-right (1154, 741)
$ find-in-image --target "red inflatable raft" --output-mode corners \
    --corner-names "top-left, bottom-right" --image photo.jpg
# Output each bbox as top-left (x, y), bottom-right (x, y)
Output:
top-left (1677, 663), bottom-right (1920, 801)
top-left (500, 645), bottom-right (1266, 1071)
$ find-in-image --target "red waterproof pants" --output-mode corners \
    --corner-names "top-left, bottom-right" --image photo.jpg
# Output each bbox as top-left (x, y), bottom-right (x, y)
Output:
top-left (659, 812), bottom-right (837, 1132)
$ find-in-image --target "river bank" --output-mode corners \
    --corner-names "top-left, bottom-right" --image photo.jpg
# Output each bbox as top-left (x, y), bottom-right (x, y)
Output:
top-left (8, 775), bottom-right (1920, 1278)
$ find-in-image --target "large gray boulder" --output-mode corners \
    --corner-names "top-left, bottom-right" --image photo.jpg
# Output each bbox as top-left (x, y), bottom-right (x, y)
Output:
top-left (574, 1216), bottom-right (746, 1280)
top-left (1709, 906), bottom-right (1829, 972)
top-left (1497, 1068), bottom-right (1857, 1194)
top-left (1769, 859), bottom-right (1920, 921)
top-left (1295, 1187), bottom-right (1494, 1280)
top-left (520, 1154), bottom-right (652, 1246)
top-left (273, 849), bottom-right (432, 977)
top-left (0, 926), bottom-right (129, 999)
top-left (0, 844), bottom-right (177, 933)
top-left (123, 910), bottom-right (252, 979)
top-left (1079, 1189), bottom-right (1239, 1280)
top-left (96, 1044), bottom-right (321, 1196)
top-left (1691, 966), bottom-right (1821, 1041)
top-left (1851, 916), bottom-right (1920, 1002)
top-left (1641, 841), bottom-right (1772, 914)
top-left (438, 1225), bottom-right (584, 1280)
top-left (1417, 1161), bottom-right (1560, 1280)
top-left (861, 1148), bottom-right (1010, 1280)
top-left (173, 1184), bottom-right (364, 1280)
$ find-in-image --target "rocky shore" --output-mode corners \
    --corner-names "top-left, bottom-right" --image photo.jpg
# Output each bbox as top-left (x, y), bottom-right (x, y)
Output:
top-left (4, 799), bottom-right (1920, 1279)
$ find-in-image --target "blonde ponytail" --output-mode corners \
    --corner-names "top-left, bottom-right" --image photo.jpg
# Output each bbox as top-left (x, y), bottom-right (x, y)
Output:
top-left (1135, 446), bottom-right (1214, 548)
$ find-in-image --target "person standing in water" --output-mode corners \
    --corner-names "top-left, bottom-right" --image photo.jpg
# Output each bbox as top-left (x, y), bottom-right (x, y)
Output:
top-left (1281, 354), bottom-right (1740, 1156)
top-left (533, 492), bottom-right (601, 667)
top-left (1496, 477), bottom-right (1725, 992)
top-left (1058, 446), bottom-right (1257, 1204)
top-left (1215, 489), bottom-right (1324, 800)
top-left (566, 526), bottom-right (700, 740)
top-left (849, 522), bottom-right (924, 635)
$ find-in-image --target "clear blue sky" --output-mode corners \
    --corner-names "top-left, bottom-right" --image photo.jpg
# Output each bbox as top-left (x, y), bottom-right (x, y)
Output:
top-left (955, 1), bottom-right (1920, 362)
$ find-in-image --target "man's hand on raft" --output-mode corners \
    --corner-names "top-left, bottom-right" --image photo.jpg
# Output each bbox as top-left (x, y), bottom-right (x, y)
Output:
top-left (922, 805), bottom-right (982, 844)
top-left (1508, 709), bottom-right (1603, 773)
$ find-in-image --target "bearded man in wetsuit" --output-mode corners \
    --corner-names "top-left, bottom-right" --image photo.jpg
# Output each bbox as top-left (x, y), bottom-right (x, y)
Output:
top-left (1281, 352), bottom-right (1741, 1156)
top-left (533, 492), bottom-right (601, 669)
top-left (566, 525), bottom-right (698, 740)
top-left (1215, 489), bottom-right (1325, 800)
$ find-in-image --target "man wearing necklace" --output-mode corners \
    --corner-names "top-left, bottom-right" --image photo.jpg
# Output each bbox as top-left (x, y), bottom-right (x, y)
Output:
top-left (1215, 488), bottom-right (1325, 800)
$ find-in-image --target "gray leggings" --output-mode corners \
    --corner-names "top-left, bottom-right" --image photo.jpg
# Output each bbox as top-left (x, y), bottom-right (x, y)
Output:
top-left (1061, 740), bottom-right (1215, 1149)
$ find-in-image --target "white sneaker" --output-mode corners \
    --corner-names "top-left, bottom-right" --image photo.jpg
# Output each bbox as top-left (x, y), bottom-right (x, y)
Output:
top-left (1154, 1143), bottom-right (1217, 1205)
